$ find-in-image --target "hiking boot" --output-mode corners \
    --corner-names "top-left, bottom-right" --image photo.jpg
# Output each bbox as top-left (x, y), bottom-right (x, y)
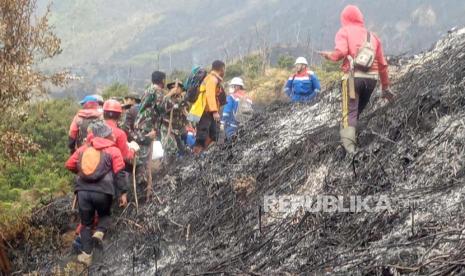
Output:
top-left (92, 231), bottom-right (104, 249)
top-left (340, 127), bottom-right (356, 154)
top-left (77, 251), bottom-right (92, 266)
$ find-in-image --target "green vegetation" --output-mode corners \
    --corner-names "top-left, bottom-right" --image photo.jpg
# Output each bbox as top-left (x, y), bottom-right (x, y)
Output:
top-left (224, 54), bottom-right (342, 105)
top-left (0, 99), bottom-right (78, 223)
top-left (102, 82), bottom-right (130, 99)
top-left (277, 55), bottom-right (295, 70)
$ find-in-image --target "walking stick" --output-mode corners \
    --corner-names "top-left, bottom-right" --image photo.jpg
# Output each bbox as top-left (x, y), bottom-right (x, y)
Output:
top-left (146, 140), bottom-right (154, 202)
top-left (132, 153), bottom-right (139, 211)
top-left (162, 79), bottom-right (177, 147)
top-left (71, 194), bottom-right (77, 210)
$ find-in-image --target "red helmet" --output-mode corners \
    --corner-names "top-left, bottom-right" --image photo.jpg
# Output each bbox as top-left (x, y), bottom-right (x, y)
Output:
top-left (103, 99), bottom-right (122, 113)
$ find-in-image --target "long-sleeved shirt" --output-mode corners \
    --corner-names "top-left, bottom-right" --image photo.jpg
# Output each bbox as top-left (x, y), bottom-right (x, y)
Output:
top-left (203, 71), bottom-right (223, 113)
top-left (327, 5), bottom-right (389, 89)
top-left (65, 137), bottom-right (128, 197)
top-left (105, 119), bottom-right (134, 162)
top-left (284, 71), bottom-right (321, 103)
top-left (133, 84), bottom-right (165, 146)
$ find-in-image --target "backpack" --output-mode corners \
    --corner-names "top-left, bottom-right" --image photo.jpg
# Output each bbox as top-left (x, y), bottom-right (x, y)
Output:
top-left (218, 85), bottom-right (227, 106)
top-left (185, 67), bottom-right (208, 103)
top-left (234, 95), bottom-right (253, 123)
top-left (77, 146), bottom-right (112, 183)
top-left (354, 32), bottom-right (375, 72)
top-left (76, 117), bottom-right (100, 148)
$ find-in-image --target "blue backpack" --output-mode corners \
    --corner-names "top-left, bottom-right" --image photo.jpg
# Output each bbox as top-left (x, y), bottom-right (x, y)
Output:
top-left (184, 66), bottom-right (208, 103)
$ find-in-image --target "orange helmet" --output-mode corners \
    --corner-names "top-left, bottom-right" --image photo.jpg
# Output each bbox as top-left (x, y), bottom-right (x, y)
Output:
top-left (103, 99), bottom-right (122, 113)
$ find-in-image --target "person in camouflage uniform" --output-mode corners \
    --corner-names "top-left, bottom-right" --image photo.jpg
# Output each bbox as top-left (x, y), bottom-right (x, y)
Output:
top-left (161, 81), bottom-right (190, 156)
top-left (121, 93), bottom-right (141, 141)
top-left (132, 71), bottom-right (166, 199)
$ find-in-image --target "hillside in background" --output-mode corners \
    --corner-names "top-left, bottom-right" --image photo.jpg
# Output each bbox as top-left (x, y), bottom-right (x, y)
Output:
top-left (38, 0), bottom-right (465, 97)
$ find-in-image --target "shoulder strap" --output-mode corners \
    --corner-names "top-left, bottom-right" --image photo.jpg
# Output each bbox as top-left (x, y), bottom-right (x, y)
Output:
top-left (290, 74), bottom-right (297, 91)
top-left (366, 31), bottom-right (371, 43)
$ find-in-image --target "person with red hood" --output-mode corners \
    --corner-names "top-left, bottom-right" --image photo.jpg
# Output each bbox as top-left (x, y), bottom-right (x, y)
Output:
top-left (320, 5), bottom-right (395, 154)
top-left (65, 121), bottom-right (129, 266)
top-left (68, 95), bottom-right (103, 154)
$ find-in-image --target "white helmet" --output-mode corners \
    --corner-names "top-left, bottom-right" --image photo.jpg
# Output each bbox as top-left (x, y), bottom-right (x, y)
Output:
top-left (295, 57), bottom-right (308, 65)
top-left (230, 77), bottom-right (245, 88)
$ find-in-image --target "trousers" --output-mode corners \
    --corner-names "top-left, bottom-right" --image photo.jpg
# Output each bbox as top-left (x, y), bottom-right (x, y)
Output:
top-left (77, 191), bottom-right (113, 254)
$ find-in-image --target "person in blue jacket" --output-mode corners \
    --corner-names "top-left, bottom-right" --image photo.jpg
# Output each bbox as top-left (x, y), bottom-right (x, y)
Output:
top-left (284, 57), bottom-right (321, 103)
top-left (221, 77), bottom-right (253, 140)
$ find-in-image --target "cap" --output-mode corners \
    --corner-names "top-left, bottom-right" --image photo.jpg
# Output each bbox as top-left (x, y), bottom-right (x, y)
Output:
top-left (167, 81), bottom-right (185, 91)
top-left (124, 92), bottom-right (141, 104)
top-left (79, 95), bottom-right (99, 106)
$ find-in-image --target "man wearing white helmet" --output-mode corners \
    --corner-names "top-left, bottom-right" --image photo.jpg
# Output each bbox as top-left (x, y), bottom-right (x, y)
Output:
top-left (221, 77), bottom-right (253, 140)
top-left (284, 57), bottom-right (321, 103)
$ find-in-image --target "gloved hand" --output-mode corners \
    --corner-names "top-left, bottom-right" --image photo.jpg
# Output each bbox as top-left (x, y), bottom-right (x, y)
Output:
top-left (381, 89), bottom-right (396, 102)
top-left (127, 141), bottom-right (140, 152)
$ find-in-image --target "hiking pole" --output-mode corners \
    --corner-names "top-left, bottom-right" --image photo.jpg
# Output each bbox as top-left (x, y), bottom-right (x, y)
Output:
top-left (132, 153), bottom-right (139, 212)
top-left (162, 79), bottom-right (177, 147)
top-left (146, 140), bottom-right (154, 202)
top-left (71, 194), bottom-right (77, 210)
top-left (163, 109), bottom-right (174, 147)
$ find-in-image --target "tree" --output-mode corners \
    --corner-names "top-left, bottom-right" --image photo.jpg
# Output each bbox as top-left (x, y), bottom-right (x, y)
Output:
top-left (0, 0), bottom-right (65, 112)
top-left (0, 0), bottom-right (65, 162)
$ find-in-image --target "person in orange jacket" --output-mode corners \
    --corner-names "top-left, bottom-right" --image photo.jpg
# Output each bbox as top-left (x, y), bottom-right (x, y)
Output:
top-left (193, 60), bottom-right (226, 154)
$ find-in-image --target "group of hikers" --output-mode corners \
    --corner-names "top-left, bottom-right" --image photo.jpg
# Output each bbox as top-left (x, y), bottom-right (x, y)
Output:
top-left (65, 4), bottom-right (394, 266)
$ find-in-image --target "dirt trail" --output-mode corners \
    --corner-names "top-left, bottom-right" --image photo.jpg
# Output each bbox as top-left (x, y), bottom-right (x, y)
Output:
top-left (7, 29), bottom-right (465, 275)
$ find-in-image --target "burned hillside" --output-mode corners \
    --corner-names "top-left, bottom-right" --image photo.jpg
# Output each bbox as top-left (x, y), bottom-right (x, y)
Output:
top-left (7, 29), bottom-right (465, 275)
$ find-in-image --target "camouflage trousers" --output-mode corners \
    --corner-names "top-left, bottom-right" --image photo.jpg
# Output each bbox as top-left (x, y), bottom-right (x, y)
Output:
top-left (135, 143), bottom-right (153, 186)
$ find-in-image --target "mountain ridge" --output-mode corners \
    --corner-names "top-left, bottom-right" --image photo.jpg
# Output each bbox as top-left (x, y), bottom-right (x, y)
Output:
top-left (39, 0), bottom-right (465, 93)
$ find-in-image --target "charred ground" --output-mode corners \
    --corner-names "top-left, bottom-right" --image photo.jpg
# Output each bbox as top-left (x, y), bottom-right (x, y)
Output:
top-left (6, 30), bottom-right (465, 275)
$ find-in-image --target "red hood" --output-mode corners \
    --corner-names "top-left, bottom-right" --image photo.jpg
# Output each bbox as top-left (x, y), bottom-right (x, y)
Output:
top-left (90, 137), bottom-right (116, 150)
top-left (340, 5), bottom-right (364, 27)
top-left (78, 108), bottom-right (102, 119)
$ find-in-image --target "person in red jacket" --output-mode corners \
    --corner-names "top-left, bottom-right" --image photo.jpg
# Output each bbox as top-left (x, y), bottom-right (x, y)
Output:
top-left (102, 99), bottom-right (140, 163)
top-left (68, 95), bottom-right (103, 154)
top-left (65, 121), bottom-right (129, 266)
top-left (320, 5), bottom-right (395, 154)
